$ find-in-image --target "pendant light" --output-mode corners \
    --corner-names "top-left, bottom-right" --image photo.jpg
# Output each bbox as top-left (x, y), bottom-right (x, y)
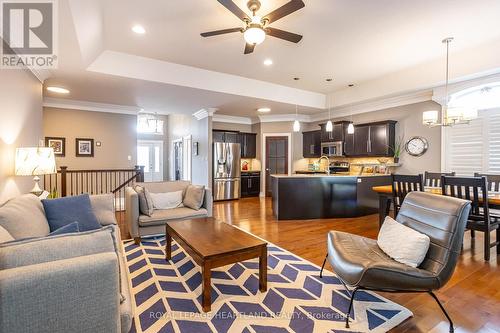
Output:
top-left (347, 86), bottom-right (355, 134)
top-left (293, 105), bottom-right (300, 132)
top-left (326, 96), bottom-right (333, 132)
top-left (423, 38), bottom-right (478, 127)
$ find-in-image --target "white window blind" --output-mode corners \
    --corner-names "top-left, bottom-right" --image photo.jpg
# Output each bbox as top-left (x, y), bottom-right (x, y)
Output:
top-left (444, 108), bottom-right (500, 176)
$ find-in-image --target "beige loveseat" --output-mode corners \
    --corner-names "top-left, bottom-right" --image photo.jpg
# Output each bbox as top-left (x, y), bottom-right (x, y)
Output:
top-left (125, 181), bottom-right (212, 243)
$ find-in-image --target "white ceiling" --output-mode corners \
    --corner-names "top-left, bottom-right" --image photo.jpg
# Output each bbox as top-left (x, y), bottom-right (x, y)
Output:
top-left (43, 0), bottom-right (500, 118)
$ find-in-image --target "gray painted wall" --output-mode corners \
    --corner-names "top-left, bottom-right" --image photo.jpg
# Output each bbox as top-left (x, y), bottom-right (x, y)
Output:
top-left (306, 101), bottom-right (442, 174)
top-left (0, 69), bottom-right (43, 204)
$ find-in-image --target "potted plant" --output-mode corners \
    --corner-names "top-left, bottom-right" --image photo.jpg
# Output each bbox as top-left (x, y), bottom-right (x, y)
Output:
top-left (390, 136), bottom-right (404, 164)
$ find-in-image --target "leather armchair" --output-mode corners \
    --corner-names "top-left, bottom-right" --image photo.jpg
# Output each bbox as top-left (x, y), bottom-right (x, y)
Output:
top-left (325, 192), bottom-right (471, 332)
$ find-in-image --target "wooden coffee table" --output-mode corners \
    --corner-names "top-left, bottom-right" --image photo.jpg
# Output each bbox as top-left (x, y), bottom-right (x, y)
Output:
top-left (165, 217), bottom-right (267, 312)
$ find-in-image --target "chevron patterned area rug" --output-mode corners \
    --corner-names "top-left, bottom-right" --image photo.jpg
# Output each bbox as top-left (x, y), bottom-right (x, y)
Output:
top-left (124, 236), bottom-right (412, 333)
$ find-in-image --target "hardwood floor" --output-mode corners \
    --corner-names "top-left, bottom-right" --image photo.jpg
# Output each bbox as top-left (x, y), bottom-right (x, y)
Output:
top-left (117, 196), bottom-right (500, 332)
top-left (211, 197), bottom-right (500, 333)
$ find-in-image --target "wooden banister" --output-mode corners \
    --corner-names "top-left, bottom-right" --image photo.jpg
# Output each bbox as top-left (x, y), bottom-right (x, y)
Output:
top-left (44, 166), bottom-right (145, 205)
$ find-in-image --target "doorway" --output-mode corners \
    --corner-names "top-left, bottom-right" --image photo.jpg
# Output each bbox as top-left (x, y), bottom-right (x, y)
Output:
top-left (265, 136), bottom-right (289, 196)
top-left (137, 140), bottom-right (164, 182)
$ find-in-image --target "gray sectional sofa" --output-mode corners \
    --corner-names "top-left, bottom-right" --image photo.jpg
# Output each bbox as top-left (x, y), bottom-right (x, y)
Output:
top-left (125, 181), bottom-right (212, 243)
top-left (0, 194), bottom-right (132, 333)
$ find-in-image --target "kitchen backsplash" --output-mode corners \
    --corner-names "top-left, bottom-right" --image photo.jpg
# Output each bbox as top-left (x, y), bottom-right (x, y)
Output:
top-left (241, 159), bottom-right (261, 171)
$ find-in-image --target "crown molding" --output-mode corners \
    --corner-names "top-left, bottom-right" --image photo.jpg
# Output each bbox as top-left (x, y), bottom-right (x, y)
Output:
top-left (311, 89), bottom-right (434, 122)
top-left (43, 97), bottom-right (142, 115)
top-left (212, 114), bottom-right (254, 125)
top-left (193, 108), bottom-right (218, 120)
top-left (258, 114), bottom-right (312, 123)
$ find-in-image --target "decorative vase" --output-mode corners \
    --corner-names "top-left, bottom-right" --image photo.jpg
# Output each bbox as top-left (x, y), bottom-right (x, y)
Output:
top-left (394, 157), bottom-right (400, 164)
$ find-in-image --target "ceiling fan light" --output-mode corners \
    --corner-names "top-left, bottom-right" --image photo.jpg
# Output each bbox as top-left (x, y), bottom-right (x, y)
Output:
top-left (244, 26), bottom-right (266, 45)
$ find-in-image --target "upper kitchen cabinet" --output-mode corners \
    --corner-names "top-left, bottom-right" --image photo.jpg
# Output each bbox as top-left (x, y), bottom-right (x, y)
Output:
top-left (302, 130), bottom-right (321, 158)
top-left (320, 123), bottom-right (344, 142)
top-left (240, 132), bottom-right (257, 158)
top-left (213, 130), bottom-right (241, 144)
top-left (346, 121), bottom-right (396, 157)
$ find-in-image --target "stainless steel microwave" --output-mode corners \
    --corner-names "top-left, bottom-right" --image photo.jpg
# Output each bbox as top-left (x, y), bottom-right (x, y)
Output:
top-left (321, 141), bottom-right (343, 157)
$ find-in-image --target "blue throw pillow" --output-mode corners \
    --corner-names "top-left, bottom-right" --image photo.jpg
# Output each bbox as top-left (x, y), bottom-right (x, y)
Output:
top-left (42, 194), bottom-right (101, 232)
top-left (49, 221), bottom-right (80, 236)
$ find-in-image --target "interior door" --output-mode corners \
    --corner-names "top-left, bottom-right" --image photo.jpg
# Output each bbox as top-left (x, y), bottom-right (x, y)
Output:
top-left (265, 136), bottom-right (288, 197)
top-left (137, 141), bottom-right (163, 182)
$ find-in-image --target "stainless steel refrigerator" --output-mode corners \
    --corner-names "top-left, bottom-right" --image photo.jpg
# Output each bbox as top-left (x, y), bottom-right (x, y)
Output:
top-left (213, 142), bottom-right (241, 201)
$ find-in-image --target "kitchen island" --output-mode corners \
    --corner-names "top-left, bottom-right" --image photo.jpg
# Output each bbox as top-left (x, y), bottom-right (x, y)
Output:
top-left (271, 174), bottom-right (391, 220)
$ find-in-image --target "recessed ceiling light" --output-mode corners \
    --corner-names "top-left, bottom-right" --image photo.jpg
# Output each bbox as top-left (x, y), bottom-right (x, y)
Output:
top-left (46, 86), bottom-right (70, 94)
top-left (257, 107), bottom-right (271, 113)
top-left (263, 59), bottom-right (273, 66)
top-left (132, 24), bottom-right (146, 34)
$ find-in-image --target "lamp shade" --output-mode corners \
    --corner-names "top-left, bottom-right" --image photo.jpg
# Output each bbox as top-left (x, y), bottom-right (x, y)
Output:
top-left (422, 110), bottom-right (439, 125)
top-left (15, 147), bottom-right (56, 176)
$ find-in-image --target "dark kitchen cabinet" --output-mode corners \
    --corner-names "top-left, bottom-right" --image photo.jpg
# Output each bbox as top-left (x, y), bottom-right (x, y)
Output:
top-left (302, 130), bottom-right (321, 158)
top-left (345, 121), bottom-right (396, 157)
top-left (224, 132), bottom-right (240, 144)
top-left (213, 130), bottom-right (225, 142)
top-left (241, 172), bottom-right (260, 197)
top-left (370, 123), bottom-right (393, 156)
top-left (240, 133), bottom-right (257, 158)
top-left (320, 123), bottom-right (344, 142)
top-left (213, 130), bottom-right (241, 144)
top-left (353, 125), bottom-right (370, 156)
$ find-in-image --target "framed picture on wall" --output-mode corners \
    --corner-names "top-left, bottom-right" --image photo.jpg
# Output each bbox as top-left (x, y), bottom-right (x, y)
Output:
top-left (75, 138), bottom-right (94, 157)
top-left (45, 137), bottom-right (65, 157)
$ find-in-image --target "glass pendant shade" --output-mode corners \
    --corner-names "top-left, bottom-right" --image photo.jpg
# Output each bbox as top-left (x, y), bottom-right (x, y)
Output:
top-left (422, 110), bottom-right (439, 125)
top-left (347, 123), bottom-right (355, 134)
top-left (326, 120), bottom-right (333, 132)
top-left (293, 120), bottom-right (300, 132)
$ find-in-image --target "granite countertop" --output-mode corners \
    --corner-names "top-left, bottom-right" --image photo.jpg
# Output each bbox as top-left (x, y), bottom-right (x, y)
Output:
top-left (272, 174), bottom-right (389, 178)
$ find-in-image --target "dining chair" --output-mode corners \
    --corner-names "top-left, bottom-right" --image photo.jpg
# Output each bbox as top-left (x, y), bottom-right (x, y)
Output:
top-left (474, 173), bottom-right (500, 192)
top-left (425, 171), bottom-right (455, 187)
top-left (392, 174), bottom-right (425, 216)
top-left (441, 175), bottom-right (500, 261)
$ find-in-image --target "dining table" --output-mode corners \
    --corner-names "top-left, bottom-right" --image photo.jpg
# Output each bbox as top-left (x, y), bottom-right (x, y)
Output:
top-left (372, 185), bottom-right (500, 226)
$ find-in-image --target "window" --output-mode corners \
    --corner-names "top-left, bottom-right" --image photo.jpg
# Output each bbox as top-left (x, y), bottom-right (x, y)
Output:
top-left (443, 108), bottom-right (500, 176)
top-left (137, 114), bottom-right (164, 134)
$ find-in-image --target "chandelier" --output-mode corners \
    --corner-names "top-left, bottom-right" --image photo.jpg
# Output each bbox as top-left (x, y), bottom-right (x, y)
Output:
top-left (422, 38), bottom-right (478, 127)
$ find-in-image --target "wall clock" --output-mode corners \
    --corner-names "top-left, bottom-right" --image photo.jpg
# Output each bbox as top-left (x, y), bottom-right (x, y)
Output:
top-left (405, 136), bottom-right (429, 157)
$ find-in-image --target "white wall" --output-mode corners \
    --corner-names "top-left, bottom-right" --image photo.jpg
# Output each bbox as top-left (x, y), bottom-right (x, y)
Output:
top-left (167, 114), bottom-right (211, 187)
top-left (0, 69), bottom-right (43, 204)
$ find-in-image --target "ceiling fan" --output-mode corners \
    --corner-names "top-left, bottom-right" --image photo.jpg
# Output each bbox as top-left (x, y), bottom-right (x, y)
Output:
top-left (201, 0), bottom-right (305, 54)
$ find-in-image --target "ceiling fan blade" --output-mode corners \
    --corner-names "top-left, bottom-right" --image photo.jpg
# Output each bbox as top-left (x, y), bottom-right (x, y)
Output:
top-left (262, 0), bottom-right (305, 24)
top-left (201, 28), bottom-right (242, 37)
top-left (217, 0), bottom-right (250, 22)
top-left (266, 27), bottom-right (303, 43)
top-left (244, 43), bottom-right (256, 54)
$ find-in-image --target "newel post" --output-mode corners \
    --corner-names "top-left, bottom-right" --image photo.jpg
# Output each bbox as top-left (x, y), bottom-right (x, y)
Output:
top-left (135, 165), bottom-right (145, 182)
top-left (60, 166), bottom-right (68, 197)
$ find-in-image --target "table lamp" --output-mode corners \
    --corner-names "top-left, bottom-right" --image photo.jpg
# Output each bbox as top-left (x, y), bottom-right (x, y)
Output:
top-left (15, 147), bottom-right (57, 195)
